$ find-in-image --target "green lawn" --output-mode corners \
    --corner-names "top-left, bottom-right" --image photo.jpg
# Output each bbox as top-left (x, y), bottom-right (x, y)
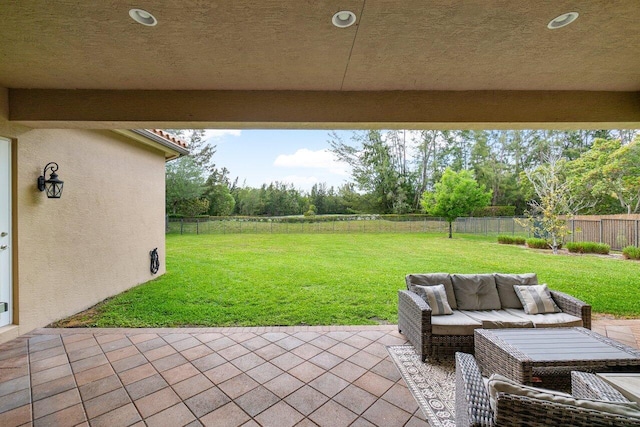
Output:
top-left (56, 233), bottom-right (640, 327)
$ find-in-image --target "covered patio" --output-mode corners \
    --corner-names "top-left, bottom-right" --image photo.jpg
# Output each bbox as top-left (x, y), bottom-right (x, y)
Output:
top-left (1, 320), bottom-right (639, 426)
top-left (2, 2), bottom-right (640, 426)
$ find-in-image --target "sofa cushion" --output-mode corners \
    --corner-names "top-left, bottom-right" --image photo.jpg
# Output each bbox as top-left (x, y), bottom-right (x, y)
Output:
top-left (514, 284), bottom-right (561, 314)
top-left (431, 310), bottom-right (482, 335)
top-left (458, 310), bottom-right (534, 329)
top-left (487, 374), bottom-right (640, 420)
top-left (451, 274), bottom-right (501, 310)
top-left (494, 273), bottom-right (538, 308)
top-left (406, 273), bottom-right (457, 309)
top-left (504, 309), bottom-right (583, 328)
top-left (415, 284), bottom-right (453, 315)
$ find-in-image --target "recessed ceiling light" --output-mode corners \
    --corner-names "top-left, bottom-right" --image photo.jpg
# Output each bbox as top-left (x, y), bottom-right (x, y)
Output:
top-left (547, 12), bottom-right (579, 29)
top-left (332, 11), bottom-right (356, 28)
top-left (129, 9), bottom-right (158, 26)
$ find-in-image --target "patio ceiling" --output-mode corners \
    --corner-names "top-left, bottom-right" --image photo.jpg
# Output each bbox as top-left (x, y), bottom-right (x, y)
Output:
top-left (1, 1), bottom-right (639, 129)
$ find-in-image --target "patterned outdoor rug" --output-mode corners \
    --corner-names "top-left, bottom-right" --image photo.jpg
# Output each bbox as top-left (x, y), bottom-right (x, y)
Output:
top-left (387, 345), bottom-right (456, 427)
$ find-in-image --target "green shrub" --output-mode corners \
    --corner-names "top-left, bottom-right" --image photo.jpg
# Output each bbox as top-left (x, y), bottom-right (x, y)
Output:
top-left (498, 235), bottom-right (526, 245)
top-left (526, 238), bottom-right (550, 249)
top-left (622, 246), bottom-right (640, 260)
top-left (526, 238), bottom-right (564, 250)
top-left (566, 241), bottom-right (610, 254)
top-left (472, 206), bottom-right (517, 217)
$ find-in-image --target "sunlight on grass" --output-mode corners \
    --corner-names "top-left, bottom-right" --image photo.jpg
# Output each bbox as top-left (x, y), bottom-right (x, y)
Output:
top-left (57, 233), bottom-right (640, 327)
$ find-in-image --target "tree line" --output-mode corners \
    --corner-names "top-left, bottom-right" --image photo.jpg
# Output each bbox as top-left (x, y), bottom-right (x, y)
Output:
top-left (165, 129), bottom-right (640, 218)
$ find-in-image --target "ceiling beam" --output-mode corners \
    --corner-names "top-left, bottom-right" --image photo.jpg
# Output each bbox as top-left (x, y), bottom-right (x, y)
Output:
top-left (8, 89), bottom-right (640, 130)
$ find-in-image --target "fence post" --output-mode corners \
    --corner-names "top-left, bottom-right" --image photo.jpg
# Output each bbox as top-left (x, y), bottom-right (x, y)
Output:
top-left (196, 219), bottom-right (199, 235)
top-left (636, 220), bottom-right (639, 247)
top-left (571, 219), bottom-right (575, 242)
top-left (599, 220), bottom-right (603, 244)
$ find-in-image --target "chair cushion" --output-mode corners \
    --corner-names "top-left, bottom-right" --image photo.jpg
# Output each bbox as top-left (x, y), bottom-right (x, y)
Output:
top-left (514, 284), bottom-right (561, 314)
top-left (414, 284), bottom-right (453, 315)
top-left (494, 273), bottom-right (538, 308)
top-left (431, 311), bottom-right (482, 335)
top-left (451, 274), bottom-right (501, 310)
top-left (458, 310), bottom-right (534, 329)
top-left (504, 309), bottom-right (583, 328)
top-left (406, 273), bottom-right (457, 309)
top-left (487, 374), bottom-right (640, 420)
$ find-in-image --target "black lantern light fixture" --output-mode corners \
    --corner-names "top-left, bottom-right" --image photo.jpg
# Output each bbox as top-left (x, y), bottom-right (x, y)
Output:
top-left (37, 162), bottom-right (64, 199)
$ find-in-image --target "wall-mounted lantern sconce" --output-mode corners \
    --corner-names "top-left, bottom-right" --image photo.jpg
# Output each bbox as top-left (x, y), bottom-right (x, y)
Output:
top-left (37, 162), bottom-right (64, 199)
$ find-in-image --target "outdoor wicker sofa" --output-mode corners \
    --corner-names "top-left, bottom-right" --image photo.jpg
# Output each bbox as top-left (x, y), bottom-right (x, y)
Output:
top-left (455, 352), bottom-right (640, 426)
top-left (398, 273), bottom-right (591, 360)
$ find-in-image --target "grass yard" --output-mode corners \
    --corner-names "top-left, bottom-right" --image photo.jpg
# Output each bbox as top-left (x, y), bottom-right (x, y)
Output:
top-left (56, 233), bottom-right (640, 328)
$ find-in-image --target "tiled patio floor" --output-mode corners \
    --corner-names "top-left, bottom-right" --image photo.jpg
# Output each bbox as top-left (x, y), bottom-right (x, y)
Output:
top-left (1, 320), bottom-right (639, 427)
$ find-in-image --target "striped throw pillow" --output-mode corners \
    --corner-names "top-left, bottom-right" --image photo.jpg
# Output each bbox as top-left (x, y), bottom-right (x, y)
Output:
top-left (513, 284), bottom-right (561, 314)
top-left (415, 284), bottom-right (453, 315)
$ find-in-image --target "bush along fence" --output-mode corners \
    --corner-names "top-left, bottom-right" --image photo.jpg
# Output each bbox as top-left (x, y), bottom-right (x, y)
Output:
top-left (568, 218), bottom-right (640, 251)
top-left (166, 214), bottom-right (640, 250)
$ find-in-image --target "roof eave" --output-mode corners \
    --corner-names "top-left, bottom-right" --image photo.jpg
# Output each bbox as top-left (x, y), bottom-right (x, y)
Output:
top-left (113, 129), bottom-right (190, 161)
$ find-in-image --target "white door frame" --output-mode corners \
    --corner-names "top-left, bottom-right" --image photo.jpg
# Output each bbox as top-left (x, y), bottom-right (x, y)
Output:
top-left (0, 137), bottom-right (12, 327)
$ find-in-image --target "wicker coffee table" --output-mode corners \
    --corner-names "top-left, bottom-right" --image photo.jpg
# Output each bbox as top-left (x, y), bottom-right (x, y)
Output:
top-left (475, 327), bottom-right (640, 391)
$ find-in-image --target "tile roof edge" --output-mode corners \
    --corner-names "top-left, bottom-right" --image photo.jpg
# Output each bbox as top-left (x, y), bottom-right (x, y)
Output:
top-left (146, 129), bottom-right (189, 149)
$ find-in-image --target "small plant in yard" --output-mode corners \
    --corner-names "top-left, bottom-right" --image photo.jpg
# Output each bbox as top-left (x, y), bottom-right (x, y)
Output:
top-left (497, 235), bottom-right (526, 245)
top-left (526, 237), bottom-right (562, 250)
top-left (566, 242), bottom-right (610, 254)
top-left (497, 235), bottom-right (512, 244)
top-left (622, 245), bottom-right (640, 260)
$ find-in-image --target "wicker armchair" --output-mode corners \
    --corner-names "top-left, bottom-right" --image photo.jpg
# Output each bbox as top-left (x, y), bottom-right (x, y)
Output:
top-left (455, 352), bottom-right (640, 427)
top-left (398, 273), bottom-right (592, 361)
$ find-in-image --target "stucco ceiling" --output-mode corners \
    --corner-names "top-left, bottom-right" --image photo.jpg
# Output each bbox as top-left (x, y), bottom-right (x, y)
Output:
top-left (1, 1), bottom-right (639, 128)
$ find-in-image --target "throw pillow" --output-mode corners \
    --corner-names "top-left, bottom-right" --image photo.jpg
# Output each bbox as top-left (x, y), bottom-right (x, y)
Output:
top-left (414, 284), bottom-right (453, 315)
top-left (513, 284), bottom-right (561, 314)
top-left (406, 273), bottom-right (457, 309)
top-left (494, 273), bottom-right (538, 308)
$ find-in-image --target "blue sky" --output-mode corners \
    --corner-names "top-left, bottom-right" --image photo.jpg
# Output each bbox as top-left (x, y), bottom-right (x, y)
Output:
top-left (204, 129), bottom-right (353, 192)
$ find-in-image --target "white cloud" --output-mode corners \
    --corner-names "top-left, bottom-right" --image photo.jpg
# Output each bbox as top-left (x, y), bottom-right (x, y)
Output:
top-left (274, 149), bottom-right (349, 176)
top-left (204, 129), bottom-right (242, 140)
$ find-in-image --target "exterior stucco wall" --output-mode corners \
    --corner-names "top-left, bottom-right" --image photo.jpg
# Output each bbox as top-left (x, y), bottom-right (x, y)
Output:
top-left (2, 128), bottom-right (166, 341)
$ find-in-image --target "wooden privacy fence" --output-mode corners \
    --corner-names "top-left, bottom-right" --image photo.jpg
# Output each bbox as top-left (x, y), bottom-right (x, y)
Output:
top-left (570, 218), bottom-right (640, 250)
